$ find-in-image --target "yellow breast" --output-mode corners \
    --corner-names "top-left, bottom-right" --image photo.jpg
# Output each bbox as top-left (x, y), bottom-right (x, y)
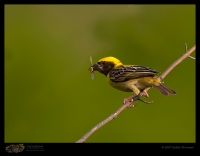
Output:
top-left (107, 74), bottom-right (155, 92)
top-left (107, 74), bottom-right (137, 92)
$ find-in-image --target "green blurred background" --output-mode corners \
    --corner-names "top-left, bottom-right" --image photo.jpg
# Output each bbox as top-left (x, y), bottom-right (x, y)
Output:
top-left (5, 5), bottom-right (195, 143)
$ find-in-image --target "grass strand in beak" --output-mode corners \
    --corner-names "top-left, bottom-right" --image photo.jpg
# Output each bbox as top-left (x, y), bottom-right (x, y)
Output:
top-left (89, 56), bottom-right (95, 80)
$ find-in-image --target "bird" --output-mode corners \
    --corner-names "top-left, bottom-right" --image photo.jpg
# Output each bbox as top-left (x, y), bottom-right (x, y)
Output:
top-left (89, 56), bottom-right (176, 104)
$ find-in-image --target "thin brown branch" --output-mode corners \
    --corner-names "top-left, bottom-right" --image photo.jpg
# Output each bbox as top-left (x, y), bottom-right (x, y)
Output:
top-left (76, 45), bottom-right (196, 143)
top-left (185, 43), bottom-right (196, 60)
top-left (188, 55), bottom-right (196, 60)
top-left (143, 45), bottom-right (196, 94)
top-left (76, 103), bottom-right (134, 143)
top-left (159, 45), bottom-right (196, 81)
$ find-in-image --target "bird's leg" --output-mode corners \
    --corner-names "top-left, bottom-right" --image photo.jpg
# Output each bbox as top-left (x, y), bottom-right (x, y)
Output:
top-left (122, 85), bottom-right (141, 107)
top-left (131, 84), bottom-right (149, 98)
top-left (123, 93), bottom-right (141, 108)
top-left (123, 93), bottom-right (153, 107)
top-left (123, 88), bottom-right (153, 107)
top-left (126, 94), bottom-right (142, 107)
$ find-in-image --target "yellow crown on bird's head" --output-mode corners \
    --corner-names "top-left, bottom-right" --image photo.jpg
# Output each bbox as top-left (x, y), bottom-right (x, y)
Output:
top-left (98, 56), bottom-right (123, 67)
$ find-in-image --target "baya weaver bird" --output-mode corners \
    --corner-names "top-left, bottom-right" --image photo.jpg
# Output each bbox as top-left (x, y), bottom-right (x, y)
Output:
top-left (89, 56), bottom-right (176, 104)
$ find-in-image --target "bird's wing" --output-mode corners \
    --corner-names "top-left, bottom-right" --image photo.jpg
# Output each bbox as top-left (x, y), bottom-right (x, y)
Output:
top-left (109, 65), bottom-right (158, 82)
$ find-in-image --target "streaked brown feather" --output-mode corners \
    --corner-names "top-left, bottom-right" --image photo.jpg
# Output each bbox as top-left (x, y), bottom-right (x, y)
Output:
top-left (109, 65), bottom-right (158, 82)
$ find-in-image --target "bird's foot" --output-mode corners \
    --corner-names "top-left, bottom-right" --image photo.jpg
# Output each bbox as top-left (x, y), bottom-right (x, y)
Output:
top-left (123, 92), bottom-right (153, 108)
top-left (142, 90), bottom-right (149, 97)
top-left (123, 95), bottom-right (135, 108)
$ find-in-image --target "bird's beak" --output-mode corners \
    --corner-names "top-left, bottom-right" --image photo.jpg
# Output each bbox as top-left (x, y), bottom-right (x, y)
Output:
top-left (89, 63), bottom-right (99, 73)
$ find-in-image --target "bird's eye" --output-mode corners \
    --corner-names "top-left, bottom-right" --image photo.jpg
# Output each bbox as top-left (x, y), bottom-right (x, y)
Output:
top-left (102, 61), bottom-right (106, 65)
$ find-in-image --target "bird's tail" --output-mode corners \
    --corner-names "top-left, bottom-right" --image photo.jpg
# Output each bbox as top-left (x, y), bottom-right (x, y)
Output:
top-left (153, 83), bottom-right (176, 96)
